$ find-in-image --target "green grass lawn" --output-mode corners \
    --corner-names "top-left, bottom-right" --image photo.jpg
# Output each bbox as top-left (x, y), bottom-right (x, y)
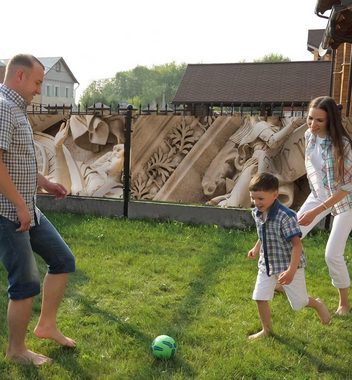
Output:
top-left (0, 212), bottom-right (351, 380)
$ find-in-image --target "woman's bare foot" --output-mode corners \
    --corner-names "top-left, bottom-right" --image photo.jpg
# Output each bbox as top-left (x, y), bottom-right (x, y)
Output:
top-left (6, 349), bottom-right (52, 366)
top-left (248, 329), bottom-right (270, 341)
top-left (315, 298), bottom-right (331, 324)
top-left (34, 326), bottom-right (76, 347)
top-left (335, 305), bottom-right (350, 316)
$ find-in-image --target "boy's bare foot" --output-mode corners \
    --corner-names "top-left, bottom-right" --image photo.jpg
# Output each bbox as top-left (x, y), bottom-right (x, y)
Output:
top-left (34, 326), bottom-right (76, 347)
top-left (274, 284), bottom-right (285, 294)
top-left (335, 306), bottom-right (350, 316)
top-left (248, 329), bottom-right (270, 340)
top-left (315, 298), bottom-right (331, 325)
top-left (6, 349), bottom-right (52, 366)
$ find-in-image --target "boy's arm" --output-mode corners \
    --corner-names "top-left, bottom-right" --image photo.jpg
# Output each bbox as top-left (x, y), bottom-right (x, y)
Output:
top-left (278, 235), bottom-right (302, 285)
top-left (248, 239), bottom-right (261, 259)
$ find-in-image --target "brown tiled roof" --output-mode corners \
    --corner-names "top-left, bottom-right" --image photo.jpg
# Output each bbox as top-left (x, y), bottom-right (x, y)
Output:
top-left (173, 61), bottom-right (331, 105)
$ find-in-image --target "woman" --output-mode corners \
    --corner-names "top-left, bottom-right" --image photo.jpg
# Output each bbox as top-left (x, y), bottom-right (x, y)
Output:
top-left (298, 96), bottom-right (352, 315)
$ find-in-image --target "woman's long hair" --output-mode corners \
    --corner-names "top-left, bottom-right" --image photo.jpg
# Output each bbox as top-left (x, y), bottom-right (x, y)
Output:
top-left (309, 96), bottom-right (352, 183)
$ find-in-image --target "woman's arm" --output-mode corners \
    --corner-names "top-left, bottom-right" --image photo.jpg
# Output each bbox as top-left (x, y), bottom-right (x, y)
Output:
top-left (298, 189), bottom-right (348, 226)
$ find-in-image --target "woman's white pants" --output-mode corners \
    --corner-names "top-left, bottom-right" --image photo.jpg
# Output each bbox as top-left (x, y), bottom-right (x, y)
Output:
top-left (298, 193), bottom-right (351, 289)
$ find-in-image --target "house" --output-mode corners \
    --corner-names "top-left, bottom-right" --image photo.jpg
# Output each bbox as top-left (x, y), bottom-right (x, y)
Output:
top-left (0, 60), bottom-right (5, 83)
top-left (308, 26), bottom-right (352, 116)
top-left (307, 29), bottom-right (332, 60)
top-left (172, 30), bottom-right (333, 116)
top-left (173, 27), bottom-right (352, 117)
top-left (172, 27), bottom-right (352, 117)
top-left (0, 57), bottom-right (78, 107)
top-left (172, 61), bottom-right (331, 116)
top-left (35, 57), bottom-right (79, 107)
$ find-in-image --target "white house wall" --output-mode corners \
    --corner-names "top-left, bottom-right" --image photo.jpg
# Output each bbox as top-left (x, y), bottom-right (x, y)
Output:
top-left (41, 64), bottom-right (76, 106)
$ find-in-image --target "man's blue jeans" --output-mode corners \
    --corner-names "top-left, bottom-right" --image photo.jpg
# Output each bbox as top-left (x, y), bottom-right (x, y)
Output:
top-left (0, 212), bottom-right (75, 300)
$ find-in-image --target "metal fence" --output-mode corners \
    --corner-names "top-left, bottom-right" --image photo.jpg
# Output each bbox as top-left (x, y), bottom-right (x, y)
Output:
top-left (27, 101), bottom-right (310, 117)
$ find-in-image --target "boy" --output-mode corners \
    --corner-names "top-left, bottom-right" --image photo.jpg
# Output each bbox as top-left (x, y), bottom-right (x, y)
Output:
top-left (248, 172), bottom-right (331, 340)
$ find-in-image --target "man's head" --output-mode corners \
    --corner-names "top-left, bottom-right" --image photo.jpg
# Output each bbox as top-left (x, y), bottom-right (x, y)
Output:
top-left (249, 172), bottom-right (279, 213)
top-left (4, 54), bottom-right (44, 105)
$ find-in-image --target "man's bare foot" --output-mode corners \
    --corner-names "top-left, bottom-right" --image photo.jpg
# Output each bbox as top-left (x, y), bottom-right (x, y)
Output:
top-left (34, 326), bottom-right (76, 347)
top-left (335, 305), bottom-right (350, 316)
top-left (6, 349), bottom-right (52, 366)
top-left (248, 329), bottom-right (270, 341)
top-left (315, 298), bottom-right (331, 324)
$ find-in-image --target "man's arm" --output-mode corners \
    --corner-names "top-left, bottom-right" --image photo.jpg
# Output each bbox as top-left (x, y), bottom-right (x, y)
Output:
top-left (37, 173), bottom-right (67, 199)
top-left (0, 149), bottom-right (31, 231)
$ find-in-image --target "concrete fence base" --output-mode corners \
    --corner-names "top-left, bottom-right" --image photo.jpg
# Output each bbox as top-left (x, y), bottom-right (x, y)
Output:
top-left (37, 194), bottom-right (328, 230)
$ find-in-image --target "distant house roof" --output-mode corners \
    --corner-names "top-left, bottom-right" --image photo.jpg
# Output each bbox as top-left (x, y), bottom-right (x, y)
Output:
top-left (307, 29), bottom-right (332, 54)
top-left (38, 57), bottom-right (79, 84)
top-left (173, 61), bottom-right (331, 105)
top-left (315, 0), bottom-right (340, 15)
top-left (0, 56), bottom-right (79, 84)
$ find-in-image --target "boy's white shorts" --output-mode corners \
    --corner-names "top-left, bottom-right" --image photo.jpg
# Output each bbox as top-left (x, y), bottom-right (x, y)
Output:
top-left (252, 268), bottom-right (309, 311)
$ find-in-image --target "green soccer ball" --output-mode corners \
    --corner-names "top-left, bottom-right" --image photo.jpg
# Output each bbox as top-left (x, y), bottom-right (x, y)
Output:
top-left (151, 335), bottom-right (177, 359)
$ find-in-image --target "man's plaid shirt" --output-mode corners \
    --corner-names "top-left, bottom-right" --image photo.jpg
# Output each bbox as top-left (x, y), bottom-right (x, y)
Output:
top-left (252, 199), bottom-right (305, 277)
top-left (0, 84), bottom-right (39, 226)
top-left (305, 129), bottom-right (352, 216)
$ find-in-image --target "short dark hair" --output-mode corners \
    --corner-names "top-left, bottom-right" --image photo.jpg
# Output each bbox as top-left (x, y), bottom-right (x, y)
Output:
top-left (249, 172), bottom-right (279, 192)
top-left (5, 54), bottom-right (44, 75)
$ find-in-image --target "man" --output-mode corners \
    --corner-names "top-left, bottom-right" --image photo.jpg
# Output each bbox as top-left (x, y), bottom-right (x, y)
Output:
top-left (0, 54), bottom-right (75, 365)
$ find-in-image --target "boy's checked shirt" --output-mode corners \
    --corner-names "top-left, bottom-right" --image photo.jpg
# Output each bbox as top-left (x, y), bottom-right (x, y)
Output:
top-left (252, 199), bottom-right (306, 276)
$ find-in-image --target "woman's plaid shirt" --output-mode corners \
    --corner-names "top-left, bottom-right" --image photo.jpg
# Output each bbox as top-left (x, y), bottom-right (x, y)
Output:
top-left (0, 84), bottom-right (39, 226)
top-left (305, 129), bottom-right (352, 216)
top-left (252, 199), bottom-right (305, 277)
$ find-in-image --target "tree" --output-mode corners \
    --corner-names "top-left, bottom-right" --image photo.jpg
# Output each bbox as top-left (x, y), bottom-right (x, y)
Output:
top-left (79, 62), bottom-right (187, 109)
top-left (79, 79), bottom-right (112, 109)
top-left (254, 53), bottom-right (291, 62)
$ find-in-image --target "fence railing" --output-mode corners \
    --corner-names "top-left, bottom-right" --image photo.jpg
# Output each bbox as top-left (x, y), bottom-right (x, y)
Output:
top-left (27, 101), bottom-right (310, 117)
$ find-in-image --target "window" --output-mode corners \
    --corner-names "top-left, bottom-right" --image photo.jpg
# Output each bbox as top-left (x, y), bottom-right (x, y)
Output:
top-left (45, 85), bottom-right (51, 97)
top-left (55, 62), bottom-right (61, 72)
top-left (55, 86), bottom-right (60, 97)
top-left (65, 87), bottom-right (70, 98)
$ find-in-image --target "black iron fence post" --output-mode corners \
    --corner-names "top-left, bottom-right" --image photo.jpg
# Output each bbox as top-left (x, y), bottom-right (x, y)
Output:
top-left (123, 105), bottom-right (133, 218)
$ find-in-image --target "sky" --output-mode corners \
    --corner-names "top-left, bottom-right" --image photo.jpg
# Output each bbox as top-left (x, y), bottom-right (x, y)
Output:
top-left (1, 0), bottom-right (329, 102)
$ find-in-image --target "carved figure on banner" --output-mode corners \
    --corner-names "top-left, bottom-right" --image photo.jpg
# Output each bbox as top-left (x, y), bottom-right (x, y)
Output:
top-left (204, 116), bottom-right (306, 208)
top-left (69, 114), bottom-right (124, 152)
top-left (78, 143), bottom-right (124, 197)
top-left (32, 113), bottom-right (321, 206)
top-left (131, 117), bottom-right (212, 200)
top-left (35, 119), bottom-right (124, 198)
